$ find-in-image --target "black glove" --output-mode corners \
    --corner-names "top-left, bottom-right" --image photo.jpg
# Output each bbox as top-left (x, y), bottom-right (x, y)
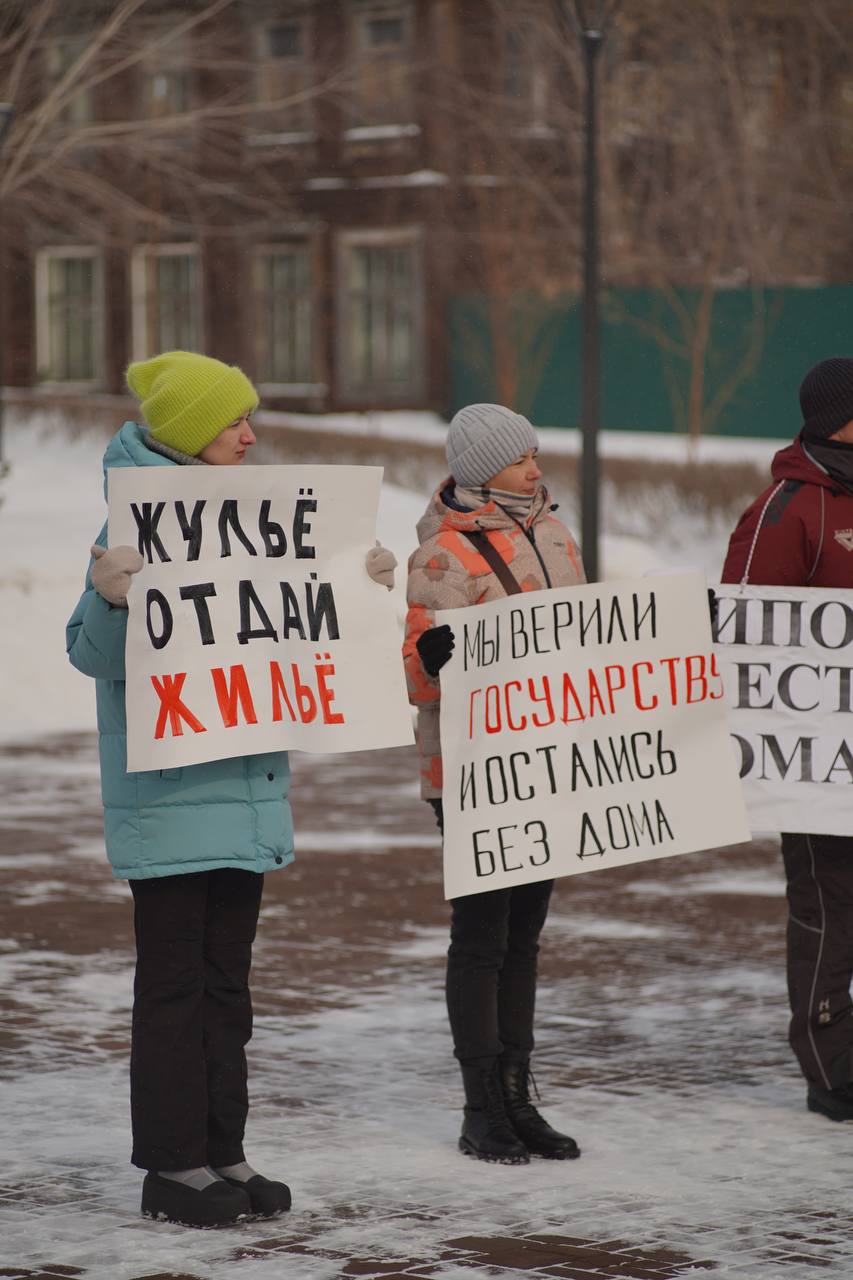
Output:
top-left (416, 624), bottom-right (455, 678)
top-left (708, 587), bottom-right (718, 627)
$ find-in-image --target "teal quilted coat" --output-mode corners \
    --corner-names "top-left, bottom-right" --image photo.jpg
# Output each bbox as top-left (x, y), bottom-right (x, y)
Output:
top-left (65, 422), bottom-right (294, 880)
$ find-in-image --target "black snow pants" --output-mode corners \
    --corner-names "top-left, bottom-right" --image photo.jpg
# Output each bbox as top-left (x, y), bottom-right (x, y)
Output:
top-left (129, 867), bottom-right (263, 1171)
top-left (782, 833), bottom-right (853, 1090)
top-left (429, 799), bottom-right (554, 1064)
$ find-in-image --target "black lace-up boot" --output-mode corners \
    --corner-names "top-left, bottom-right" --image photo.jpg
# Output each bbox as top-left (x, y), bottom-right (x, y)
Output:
top-left (459, 1061), bottom-right (530, 1164)
top-left (500, 1059), bottom-right (580, 1160)
top-left (807, 1081), bottom-right (853, 1122)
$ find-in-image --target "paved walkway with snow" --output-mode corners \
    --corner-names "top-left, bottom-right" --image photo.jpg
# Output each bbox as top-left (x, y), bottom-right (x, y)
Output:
top-left (2, 735), bottom-right (852, 1280)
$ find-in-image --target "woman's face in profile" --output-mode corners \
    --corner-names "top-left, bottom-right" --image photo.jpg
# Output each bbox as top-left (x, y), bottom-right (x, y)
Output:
top-left (199, 414), bottom-right (257, 465)
top-left (485, 449), bottom-right (542, 495)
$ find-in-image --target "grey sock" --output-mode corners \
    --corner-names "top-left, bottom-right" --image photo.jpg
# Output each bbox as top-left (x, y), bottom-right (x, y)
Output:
top-left (215, 1160), bottom-right (258, 1183)
top-left (158, 1166), bottom-right (221, 1190)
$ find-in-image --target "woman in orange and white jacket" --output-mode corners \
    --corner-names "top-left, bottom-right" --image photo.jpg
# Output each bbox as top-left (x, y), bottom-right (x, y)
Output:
top-left (403, 404), bottom-right (585, 1165)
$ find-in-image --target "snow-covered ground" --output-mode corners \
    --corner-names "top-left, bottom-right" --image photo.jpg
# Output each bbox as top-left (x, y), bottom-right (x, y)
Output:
top-left (0, 410), bottom-right (784, 746)
top-left (1, 737), bottom-right (850, 1280)
top-left (264, 405), bottom-right (786, 467)
top-left (5, 412), bottom-right (851, 1280)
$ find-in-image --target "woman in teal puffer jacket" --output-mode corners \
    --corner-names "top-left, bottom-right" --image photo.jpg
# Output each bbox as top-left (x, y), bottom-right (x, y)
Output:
top-left (67, 350), bottom-right (394, 1229)
top-left (66, 415), bottom-right (295, 882)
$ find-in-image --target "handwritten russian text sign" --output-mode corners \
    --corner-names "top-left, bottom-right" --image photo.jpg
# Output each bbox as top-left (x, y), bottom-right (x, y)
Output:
top-left (108, 464), bottom-right (413, 771)
top-left (437, 572), bottom-right (749, 899)
top-left (714, 583), bottom-right (853, 835)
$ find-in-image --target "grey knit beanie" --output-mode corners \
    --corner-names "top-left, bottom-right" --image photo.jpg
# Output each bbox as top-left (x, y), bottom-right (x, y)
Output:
top-left (446, 404), bottom-right (539, 487)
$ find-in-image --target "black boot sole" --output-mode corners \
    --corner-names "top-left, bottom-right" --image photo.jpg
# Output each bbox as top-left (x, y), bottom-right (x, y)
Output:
top-left (142, 1208), bottom-right (247, 1228)
top-left (807, 1096), bottom-right (853, 1122)
top-left (141, 1175), bottom-right (251, 1228)
top-left (459, 1136), bottom-right (529, 1165)
top-left (525, 1144), bottom-right (582, 1160)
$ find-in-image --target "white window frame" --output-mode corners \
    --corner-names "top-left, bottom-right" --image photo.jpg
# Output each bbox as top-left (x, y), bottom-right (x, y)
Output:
top-left (35, 246), bottom-right (104, 388)
top-left (336, 227), bottom-right (425, 403)
top-left (131, 243), bottom-right (203, 361)
top-left (253, 238), bottom-right (326, 397)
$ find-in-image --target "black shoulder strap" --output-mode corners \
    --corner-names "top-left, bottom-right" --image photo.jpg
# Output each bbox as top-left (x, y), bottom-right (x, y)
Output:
top-left (463, 530), bottom-right (523, 596)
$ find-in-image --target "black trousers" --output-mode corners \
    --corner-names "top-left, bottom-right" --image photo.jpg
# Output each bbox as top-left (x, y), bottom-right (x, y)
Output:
top-left (782, 833), bottom-right (853, 1090)
top-left (129, 868), bottom-right (264, 1171)
top-left (430, 799), bottom-right (554, 1064)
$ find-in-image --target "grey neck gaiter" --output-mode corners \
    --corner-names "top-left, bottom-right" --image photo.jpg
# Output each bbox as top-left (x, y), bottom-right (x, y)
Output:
top-left (454, 484), bottom-right (537, 521)
top-left (143, 432), bottom-right (207, 466)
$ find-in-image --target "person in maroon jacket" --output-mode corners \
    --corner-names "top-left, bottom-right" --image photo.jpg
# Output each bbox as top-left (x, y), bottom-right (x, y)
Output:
top-left (722, 356), bottom-right (853, 1122)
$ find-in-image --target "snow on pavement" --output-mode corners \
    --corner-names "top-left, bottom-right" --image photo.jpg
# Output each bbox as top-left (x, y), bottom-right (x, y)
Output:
top-left (5, 410), bottom-right (847, 1279)
top-left (2, 739), bottom-right (853, 1279)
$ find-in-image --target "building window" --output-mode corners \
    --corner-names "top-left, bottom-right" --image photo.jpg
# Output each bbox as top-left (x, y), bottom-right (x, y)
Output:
top-left (254, 20), bottom-right (314, 135)
top-left (36, 249), bottom-right (102, 384)
top-left (47, 36), bottom-right (94, 126)
top-left (611, 61), bottom-right (659, 144)
top-left (254, 244), bottom-right (317, 388)
top-left (338, 232), bottom-right (423, 400)
top-left (500, 21), bottom-right (554, 135)
top-left (142, 36), bottom-right (191, 119)
top-left (132, 246), bottom-right (201, 358)
top-left (347, 2), bottom-right (413, 131)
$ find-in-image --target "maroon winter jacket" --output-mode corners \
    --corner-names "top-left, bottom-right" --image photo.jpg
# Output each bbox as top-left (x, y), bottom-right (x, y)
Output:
top-left (722, 439), bottom-right (853, 589)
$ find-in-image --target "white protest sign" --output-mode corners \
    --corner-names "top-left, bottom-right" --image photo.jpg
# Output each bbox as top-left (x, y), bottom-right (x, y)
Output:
top-left (714, 582), bottom-right (853, 835)
top-left (437, 572), bottom-right (750, 899)
top-left (108, 464), bottom-right (413, 771)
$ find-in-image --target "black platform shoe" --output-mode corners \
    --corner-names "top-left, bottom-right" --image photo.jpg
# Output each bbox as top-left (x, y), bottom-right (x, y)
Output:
top-left (459, 1061), bottom-right (530, 1164)
top-left (141, 1172), bottom-right (251, 1227)
top-left (500, 1059), bottom-right (580, 1160)
top-left (222, 1172), bottom-right (292, 1217)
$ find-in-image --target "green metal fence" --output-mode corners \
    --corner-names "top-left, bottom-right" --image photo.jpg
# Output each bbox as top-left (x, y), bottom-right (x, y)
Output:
top-left (448, 285), bottom-right (853, 437)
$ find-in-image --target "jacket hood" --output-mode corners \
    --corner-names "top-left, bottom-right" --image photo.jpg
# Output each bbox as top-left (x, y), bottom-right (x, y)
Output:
top-left (102, 420), bottom-right (175, 499)
top-left (770, 438), bottom-right (840, 490)
top-left (414, 478), bottom-right (552, 547)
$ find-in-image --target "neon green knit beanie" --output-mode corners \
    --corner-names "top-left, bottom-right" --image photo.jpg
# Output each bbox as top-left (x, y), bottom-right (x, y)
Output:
top-left (126, 350), bottom-right (259, 457)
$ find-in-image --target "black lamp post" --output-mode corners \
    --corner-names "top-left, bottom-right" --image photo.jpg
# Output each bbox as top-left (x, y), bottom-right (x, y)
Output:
top-left (0, 102), bottom-right (14, 477)
top-left (559, 3), bottom-right (620, 583)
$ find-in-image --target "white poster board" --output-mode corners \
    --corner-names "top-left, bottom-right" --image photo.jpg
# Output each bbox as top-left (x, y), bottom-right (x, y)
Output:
top-left (437, 572), bottom-right (750, 899)
top-left (108, 464), bottom-right (413, 771)
top-left (714, 582), bottom-right (853, 835)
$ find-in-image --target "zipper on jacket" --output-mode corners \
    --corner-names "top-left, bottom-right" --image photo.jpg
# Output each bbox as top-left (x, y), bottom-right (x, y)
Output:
top-left (523, 524), bottom-right (553, 588)
top-left (493, 504), bottom-right (553, 589)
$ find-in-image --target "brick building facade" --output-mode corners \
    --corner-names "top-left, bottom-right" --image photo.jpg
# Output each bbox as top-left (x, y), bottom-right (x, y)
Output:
top-left (1, 0), bottom-right (849, 426)
top-left (0, 0), bottom-right (581, 416)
